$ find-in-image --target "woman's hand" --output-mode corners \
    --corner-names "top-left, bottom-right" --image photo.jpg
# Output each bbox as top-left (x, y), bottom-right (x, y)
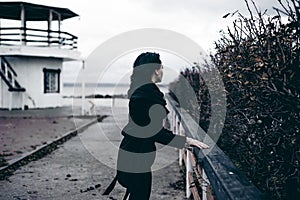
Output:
top-left (186, 137), bottom-right (209, 149)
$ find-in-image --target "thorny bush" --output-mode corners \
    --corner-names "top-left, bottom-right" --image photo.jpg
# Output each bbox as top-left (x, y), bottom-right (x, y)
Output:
top-left (170, 0), bottom-right (300, 199)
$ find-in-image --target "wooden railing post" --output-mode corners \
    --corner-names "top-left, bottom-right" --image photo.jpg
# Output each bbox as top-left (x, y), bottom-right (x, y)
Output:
top-left (186, 149), bottom-right (192, 198)
top-left (178, 121), bottom-right (184, 166)
top-left (202, 167), bottom-right (209, 200)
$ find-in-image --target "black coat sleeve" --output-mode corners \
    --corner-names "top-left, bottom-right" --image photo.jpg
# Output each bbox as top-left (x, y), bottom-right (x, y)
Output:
top-left (129, 98), bottom-right (186, 148)
top-left (152, 127), bottom-right (186, 148)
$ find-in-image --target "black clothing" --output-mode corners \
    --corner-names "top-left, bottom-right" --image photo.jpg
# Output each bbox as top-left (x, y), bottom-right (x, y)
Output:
top-left (117, 83), bottom-right (186, 173)
top-left (104, 83), bottom-right (186, 199)
top-left (118, 171), bottom-right (152, 200)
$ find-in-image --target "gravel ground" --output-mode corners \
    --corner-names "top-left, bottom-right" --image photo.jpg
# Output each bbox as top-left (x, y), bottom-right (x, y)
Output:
top-left (0, 116), bottom-right (91, 162)
top-left (0, 106), bottom-right (186, 199)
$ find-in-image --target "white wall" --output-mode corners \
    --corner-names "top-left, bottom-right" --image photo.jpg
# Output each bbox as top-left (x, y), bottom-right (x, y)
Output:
top-left (0, 78), bottom-right (10, 109)
top-left (0, 78), bottom-right (5, 108)
top-left (0, 78), bottom-right (2, 107)
top-left (0, 79), bottom-right (23, 109)
top-left (4, 56), bottom-right (63, 109)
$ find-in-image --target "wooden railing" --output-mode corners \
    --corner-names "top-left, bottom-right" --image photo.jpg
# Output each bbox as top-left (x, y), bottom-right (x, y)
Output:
top-left (166, 93), bottom-right (265, 200)
top-left (0, 27), bottom-right (77, 49)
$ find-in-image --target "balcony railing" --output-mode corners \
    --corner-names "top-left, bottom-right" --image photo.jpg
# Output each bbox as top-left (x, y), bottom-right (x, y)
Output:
top-left (166, 93), bottom-right (265, 200)
top-left (0, 27), bottom-right (77, 50)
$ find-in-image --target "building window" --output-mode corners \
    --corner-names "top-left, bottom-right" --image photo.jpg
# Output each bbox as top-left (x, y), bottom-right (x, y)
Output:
top-left (43, 68), bottom-right (60, 93)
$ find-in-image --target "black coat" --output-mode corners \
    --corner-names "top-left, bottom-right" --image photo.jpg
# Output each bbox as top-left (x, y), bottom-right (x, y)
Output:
top-left (117, 83), bottom-right (186, 174)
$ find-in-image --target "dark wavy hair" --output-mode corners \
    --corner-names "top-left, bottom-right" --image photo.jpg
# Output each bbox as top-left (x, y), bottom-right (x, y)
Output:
top-left (127, 52), bottom-right (162, 98)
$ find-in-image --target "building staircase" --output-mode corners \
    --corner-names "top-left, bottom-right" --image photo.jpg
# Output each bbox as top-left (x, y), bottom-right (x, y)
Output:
top-left (0, 56), bottom-right (25, 92)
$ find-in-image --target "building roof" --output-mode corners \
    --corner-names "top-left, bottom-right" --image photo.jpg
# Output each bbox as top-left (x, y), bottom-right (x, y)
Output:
top-left (0, 1), bottom-right (79, 21)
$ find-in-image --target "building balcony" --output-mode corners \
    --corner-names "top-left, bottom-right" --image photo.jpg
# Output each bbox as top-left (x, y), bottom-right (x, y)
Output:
top-left (0, 26), bottom-right (80, 60)
top-left (0, 27), bottom-right (78, 50)
top-left (0, 2), bottom-right (81, 60)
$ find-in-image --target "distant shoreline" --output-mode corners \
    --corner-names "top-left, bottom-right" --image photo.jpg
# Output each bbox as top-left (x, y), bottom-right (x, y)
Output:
top-left (63, 94), bottom-right (127, 99)
top-left (63, 82), bottom-right (169, 88)
top-left (62, 83), bottom-right (169, 99)
top-left (63, 82), bottom-right (130, 87)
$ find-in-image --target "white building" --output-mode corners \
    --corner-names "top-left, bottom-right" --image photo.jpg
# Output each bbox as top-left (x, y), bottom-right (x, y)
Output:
top-left (0, 2), bottom-right (80, 110)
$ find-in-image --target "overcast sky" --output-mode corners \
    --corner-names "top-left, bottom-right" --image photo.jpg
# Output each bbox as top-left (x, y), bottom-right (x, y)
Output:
top-left (3, 0), bottom-right (282, 83)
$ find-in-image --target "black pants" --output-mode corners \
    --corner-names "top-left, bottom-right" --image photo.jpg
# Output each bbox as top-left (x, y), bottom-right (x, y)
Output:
top-left (117, 171), bottom-right (152, 200)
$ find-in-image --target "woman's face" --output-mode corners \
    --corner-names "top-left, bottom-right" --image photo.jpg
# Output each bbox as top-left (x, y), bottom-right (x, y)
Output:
top-left (155, 64), bottom-right (163, 83)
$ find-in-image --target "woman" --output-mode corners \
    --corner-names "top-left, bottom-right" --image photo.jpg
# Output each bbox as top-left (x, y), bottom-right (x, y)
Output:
top-left (103, 52), bottom-right (209, 200)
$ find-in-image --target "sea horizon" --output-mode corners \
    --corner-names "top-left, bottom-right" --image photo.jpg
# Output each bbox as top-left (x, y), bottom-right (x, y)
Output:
top-left (62, 82), bottom-right (169, 107)
top-left (62, 82), bottom-right (170, 97)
